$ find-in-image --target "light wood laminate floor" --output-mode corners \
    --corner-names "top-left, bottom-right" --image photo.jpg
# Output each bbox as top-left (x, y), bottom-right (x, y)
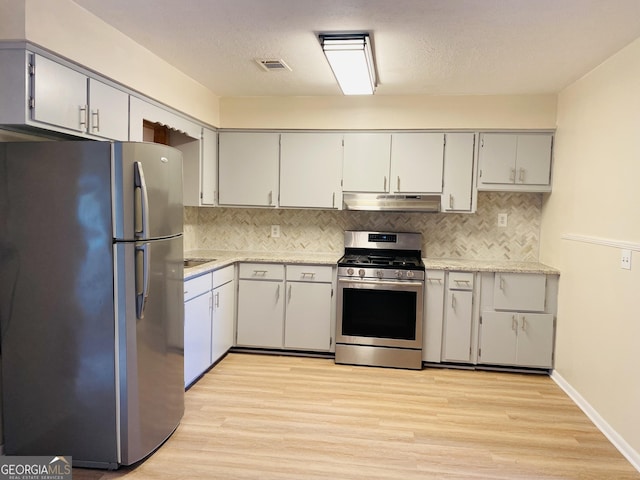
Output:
top-left (75, 353), bottom-right (639, 479)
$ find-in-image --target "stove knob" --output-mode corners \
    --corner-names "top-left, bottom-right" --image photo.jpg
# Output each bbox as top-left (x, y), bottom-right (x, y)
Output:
top-left (407, 270), bottom-right (415, 279)
top-left (396, 270), bottom-right (403, 279)
top-left (377, 270), bottom-right (384, 279)
top-left (358, 269), bottom-right (366, 278)
top-left (347, 268), bottom-right (354, 276)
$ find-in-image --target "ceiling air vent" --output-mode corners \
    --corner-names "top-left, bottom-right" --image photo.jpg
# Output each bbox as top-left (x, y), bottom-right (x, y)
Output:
top-left (255, 59), bottom-right (292, 72)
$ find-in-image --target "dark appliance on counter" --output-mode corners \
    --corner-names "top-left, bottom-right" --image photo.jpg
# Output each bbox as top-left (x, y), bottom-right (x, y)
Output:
top-left (335, 231), bottom-right (425, 369)
top-left (0, 141), bottom-right (185, 469)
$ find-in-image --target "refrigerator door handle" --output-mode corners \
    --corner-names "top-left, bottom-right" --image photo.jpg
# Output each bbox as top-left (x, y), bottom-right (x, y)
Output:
top-left (134, 161), bottom-right (150, 240)
top-left (135, 243), bottom-right (150, 319)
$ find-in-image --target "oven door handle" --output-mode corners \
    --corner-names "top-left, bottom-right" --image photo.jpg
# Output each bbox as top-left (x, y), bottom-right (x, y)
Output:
top-left (338, 278), bottom-right (424, 288)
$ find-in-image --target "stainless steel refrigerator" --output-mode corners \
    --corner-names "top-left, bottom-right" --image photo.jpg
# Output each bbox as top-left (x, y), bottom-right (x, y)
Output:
top-left (0, 141), bottom-right (185, 469)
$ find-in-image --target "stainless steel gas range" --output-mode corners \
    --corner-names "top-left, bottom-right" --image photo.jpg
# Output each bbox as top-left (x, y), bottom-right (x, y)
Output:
top-left (335, 231), bottom-right (425, 370)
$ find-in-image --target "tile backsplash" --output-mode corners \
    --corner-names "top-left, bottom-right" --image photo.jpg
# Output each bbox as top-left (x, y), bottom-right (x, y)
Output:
top-left (184, 192), bottom-right (542, 261)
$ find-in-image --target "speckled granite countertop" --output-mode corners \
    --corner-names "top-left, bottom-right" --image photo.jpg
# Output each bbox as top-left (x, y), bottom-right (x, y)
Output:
top-left (423, 258), bottom-right (560, 275)
top-left (183, 250), bottom-right (559, 279)
top-left (183, 250), bottom-right (341, 279)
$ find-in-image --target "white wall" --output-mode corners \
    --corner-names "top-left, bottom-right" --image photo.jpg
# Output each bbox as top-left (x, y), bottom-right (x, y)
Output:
top-left (220, 94), bottom-right (557, 129)
top-left (18, 0), bottom-right (220, 126)
top-left (0, 0), bottom-right (25, 39)
top-left (540, 36), bottom-right (640, 464)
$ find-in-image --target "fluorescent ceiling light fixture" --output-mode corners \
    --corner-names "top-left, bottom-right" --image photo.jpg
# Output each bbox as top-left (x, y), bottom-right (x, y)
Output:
top-left (320, 33), bottom-right (376, 95)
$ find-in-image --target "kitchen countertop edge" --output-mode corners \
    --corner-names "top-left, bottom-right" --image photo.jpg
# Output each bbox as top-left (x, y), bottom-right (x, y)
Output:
top-left (423, 258), bottom-right (560, 275)
top-left (183, 251), bottom-right (559, 279)
top-left (183, 250), bottom-right (341, 279)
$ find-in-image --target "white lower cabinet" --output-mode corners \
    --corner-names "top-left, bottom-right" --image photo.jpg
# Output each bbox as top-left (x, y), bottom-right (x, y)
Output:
top-left (442, 272), bottom-right (476, 363)
top-left (184, 273), bottom-right (213, 387)
top-left (479, 312), bottom-right (554, 368)
top-left (236, 263), bottom-right (334, 351)
top-left (442, 288), bottom-right (474, 362)
top-left (236, 278), bottom-right (285, 348)
top-left (184, 266), bottom-right (235, 387)
top-left (284, 265), bottom-right (333, 351)
top-left (211, 266), bottom-right (235, 364)
top-left (423, 270), bottom-right (445, 362)
top-left (478, 271), bottom-right (558, 369)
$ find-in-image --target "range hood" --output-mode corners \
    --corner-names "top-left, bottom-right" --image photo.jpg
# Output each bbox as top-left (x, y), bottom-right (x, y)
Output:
top-left (343, 193), bottom-right (441, 212)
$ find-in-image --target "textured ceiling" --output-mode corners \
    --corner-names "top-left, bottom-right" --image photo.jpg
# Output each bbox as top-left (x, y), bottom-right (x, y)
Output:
top-left (71, 0), bottom-right (640, 97)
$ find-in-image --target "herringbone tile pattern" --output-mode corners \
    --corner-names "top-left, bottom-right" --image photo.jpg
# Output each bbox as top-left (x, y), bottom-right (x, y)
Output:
top-left (184, 192), bottom-right (542, 261)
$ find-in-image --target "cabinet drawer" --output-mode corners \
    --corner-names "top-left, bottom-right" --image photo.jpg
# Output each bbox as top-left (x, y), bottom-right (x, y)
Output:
top-left (448, 272), bottom-right (474, 290)
top-left (212, 265), bottom-right (234, 288)
top-left (239, 263), bottom-right (285, 280)
top-left (184, 273), bottom-right (212, 301)
top-left (494, 273), bottom-right (546, 312)
top-left (286, 265), bottom-right (333, 283)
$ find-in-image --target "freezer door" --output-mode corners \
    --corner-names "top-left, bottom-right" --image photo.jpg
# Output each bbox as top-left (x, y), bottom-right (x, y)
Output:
top-left (113, 142), bottom-right (183, 241)
top-left (114, 235), bottom-right (184, 466)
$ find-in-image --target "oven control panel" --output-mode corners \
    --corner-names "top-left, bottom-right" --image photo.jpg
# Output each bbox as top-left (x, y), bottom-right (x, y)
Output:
top-left (339, 266), bottom-right (424, 281)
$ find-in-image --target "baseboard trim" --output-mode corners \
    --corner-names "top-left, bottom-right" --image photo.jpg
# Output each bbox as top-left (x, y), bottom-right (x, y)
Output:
top-left (551, 370), bottom-right (640, 472)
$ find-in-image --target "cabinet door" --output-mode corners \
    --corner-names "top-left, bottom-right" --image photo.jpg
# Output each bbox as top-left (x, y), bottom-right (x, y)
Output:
top-left (280, 133), bottom-right (342, 208)
top-left (478, 311), bottom-right (517, 366)
top-left (478, 134), bottom-right (517, 184)
top-left (32, 54), bottom-right (88, 132)
top-left (88, 78), bottom-right (129, 141)
top-left (236, 280), bottom-right (284, 348)
top-left (342, 133), bottom-right (391, 192)
top-left (516, 313), bottom-right (554, 368)
top-left (515, 134), bottom-right (552, 186)
top-left (494, 273), bottom-right (546, 312)
top-left (211, 281), bottom-right (235, 364)
top-left (442, 133), bottom-right (475, 212)
top-left (218, 132), bottom-right (280, 207)
top-left (423, 271), bottom-right (445, 362)
top-left (200, 127), bottom-right (217, 205)
top-left (442, 290), bottom-right (473, 362)
top-left (284, 282), bottom-right (332, 351)
top-left (390, 133), bottom-right (444, 193)
top-left (184, 292), bottom-right (212, 387)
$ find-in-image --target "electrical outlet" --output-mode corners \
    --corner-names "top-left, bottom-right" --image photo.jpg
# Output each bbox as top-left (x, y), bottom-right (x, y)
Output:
top-left (497, 213), bottom-right (508, 228)
top-left (270, 225), bottom-right (280, 238)
top-left (621, 249), bottom-right (632, 270)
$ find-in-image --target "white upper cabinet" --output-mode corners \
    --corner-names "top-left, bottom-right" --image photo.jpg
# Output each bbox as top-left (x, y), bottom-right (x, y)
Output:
top-left (218, 132), bottom-right (280, 207)
top-left (342, 133), bottom-right (392, 192)
top-left (87, 78), bottom-right (129, 141)
top-left (390, 133), bottom-right (445, 194)
top-left (0, 51), bottom-right (128, 140)
top-left (442, 133), bottom-right (475, 212)
top-left (280, 133), bottom-right (343, 208)
top-left (200, 127), bottom-right (217, 206)
top-left (478, 133), bottom-right (553, 192)
top-left (31, 54), bottom-right (88, 133)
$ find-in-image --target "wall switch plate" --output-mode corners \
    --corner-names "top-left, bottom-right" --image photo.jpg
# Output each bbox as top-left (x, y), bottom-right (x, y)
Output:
top-left (270, 225), bottom-right (280, 238)
top-left (621, 249), bottom-right (632, 270)
top-left (497, 213), bottom-right (508, 228)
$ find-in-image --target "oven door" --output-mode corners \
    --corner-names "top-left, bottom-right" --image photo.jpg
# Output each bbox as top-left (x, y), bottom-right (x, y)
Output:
top-left (336, 277), bottom-right (424, 349)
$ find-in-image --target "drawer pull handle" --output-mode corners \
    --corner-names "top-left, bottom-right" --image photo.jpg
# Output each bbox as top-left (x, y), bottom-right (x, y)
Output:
top-left (253, 270), bottom-right (268, 276)
top-left (301, 272), bottom-right (316, 278)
